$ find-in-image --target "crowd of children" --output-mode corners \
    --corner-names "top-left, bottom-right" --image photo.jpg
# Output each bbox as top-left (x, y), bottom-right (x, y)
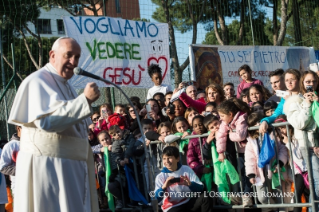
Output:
top-left (88, 63), bottom-right (319, 212)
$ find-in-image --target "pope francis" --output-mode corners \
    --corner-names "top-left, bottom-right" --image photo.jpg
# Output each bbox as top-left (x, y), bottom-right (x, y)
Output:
top-left (8, 37), bottom-right (100, 212)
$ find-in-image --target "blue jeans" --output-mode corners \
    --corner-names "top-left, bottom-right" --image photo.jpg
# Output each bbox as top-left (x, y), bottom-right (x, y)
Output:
top-left (300, 148), bottom-right (319, 212)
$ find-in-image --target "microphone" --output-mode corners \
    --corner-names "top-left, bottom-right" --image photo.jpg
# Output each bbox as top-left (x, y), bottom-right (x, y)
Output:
top-left (73, 67), bottom-right (102, 80)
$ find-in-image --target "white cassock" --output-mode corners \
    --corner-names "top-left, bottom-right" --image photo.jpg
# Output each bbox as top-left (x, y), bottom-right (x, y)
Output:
top-left (8, 63), bottom-right (99, 212)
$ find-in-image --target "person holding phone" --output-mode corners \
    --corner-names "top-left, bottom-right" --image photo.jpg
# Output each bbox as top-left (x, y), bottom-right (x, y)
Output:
top-left (154, 146), bottom-right (212, 212)
top-left (93, 104), bottom-right (113, 135)
top-left (283, 70), bottom-right (319, 212)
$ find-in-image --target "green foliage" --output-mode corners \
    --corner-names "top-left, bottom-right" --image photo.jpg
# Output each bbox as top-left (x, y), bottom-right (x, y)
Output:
top-left (0, 0), bottom-right (40, 27)
top-left (132, 18), bottom-right (150, 22)
top-left (203, 13), bottom-right (272, 46)
top-left (285, 2), bottom-right (319, 48)
top-left (2, 37), bottom-right (57, 80)
top-left (151, 0), bottom-right (209, 33)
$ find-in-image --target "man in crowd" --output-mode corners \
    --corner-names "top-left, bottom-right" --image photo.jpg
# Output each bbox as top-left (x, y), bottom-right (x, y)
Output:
top-left (266, 69), bottom-right (286, 103)
top-left (8, 37), bottom-right (100, 212)
top-left (186, 85), bottom-right (197, 100)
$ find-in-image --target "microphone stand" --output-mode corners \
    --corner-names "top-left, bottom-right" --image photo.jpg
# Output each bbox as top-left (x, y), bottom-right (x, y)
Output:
top-left (98, 78), bottom-right (158, 212)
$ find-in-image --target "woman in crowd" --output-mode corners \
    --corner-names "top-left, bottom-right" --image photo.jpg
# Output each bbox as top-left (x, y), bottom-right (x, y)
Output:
top-left (175, 83), bottom-right (225, 114)
top-left (126, 101), bottom-right (142, 132)
top-left (259, 68), bottom-right (301, 133)
top-left (283, 70), bottom-right (319, 212)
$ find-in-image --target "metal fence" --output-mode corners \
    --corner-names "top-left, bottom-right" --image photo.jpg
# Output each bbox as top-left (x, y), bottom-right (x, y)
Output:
top-left (102, 122), bottom-right (318, 211)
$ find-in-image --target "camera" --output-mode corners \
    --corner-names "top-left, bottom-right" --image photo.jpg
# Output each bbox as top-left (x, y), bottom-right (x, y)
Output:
top-left (168, 103), bottom-right (175, 115)
top-left (306, 85), bottom-right (313, 93)
top-left (169, 177), bottom-right (181, 184)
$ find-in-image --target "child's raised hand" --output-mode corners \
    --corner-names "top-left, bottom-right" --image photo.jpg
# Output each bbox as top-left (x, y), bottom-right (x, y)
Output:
top-left (148, 110), bottom-right (159, 120)
top-left (282, 134), bottom-right (288, 144)
top-left (180, 175), bottom-right (191, 186)
top-left (145, 139), bottom-right (151, 146)
top-left (108, 145), bottom-right (112, 151)
top-left (207, 132), bottom-right (215, 144)
top-left (249, 178), bottom-right (256, 185)
top-left (98, 117), bottom-right (104, 128)
top-left (181, 131), bottom-right (190, 139)
top-left (218, 153), bottom-right (225, 162)
top-left (158, 136), bottom-right (165, 143)
top-left (162, 176), bottom-right (175, 190)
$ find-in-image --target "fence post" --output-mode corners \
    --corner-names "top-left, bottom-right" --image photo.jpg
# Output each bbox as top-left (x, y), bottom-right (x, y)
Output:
top-left (0, 28), bottom-right (10, 139)
top-left (302, 131), bottom-right (317, 212)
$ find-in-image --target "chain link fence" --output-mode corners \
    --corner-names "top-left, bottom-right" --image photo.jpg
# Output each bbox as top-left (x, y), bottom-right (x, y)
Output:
top-left (1, 0), bottom-right (319, 139)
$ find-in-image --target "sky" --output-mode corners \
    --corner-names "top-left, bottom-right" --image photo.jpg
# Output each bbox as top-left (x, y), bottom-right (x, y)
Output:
top-left (138, 1), bottom-right (275, 83)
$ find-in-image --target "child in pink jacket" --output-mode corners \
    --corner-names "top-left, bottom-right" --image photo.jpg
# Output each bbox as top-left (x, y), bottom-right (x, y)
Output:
top-left (245, 112), bottom-right (289, 210)
top-left (216, 98), bottom-right (251, 206)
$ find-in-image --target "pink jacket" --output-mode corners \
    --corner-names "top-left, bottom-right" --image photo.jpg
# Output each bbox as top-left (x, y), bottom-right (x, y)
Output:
top-left (216, 112), bottom-right (248, 153)
top-left (179, 92), bottom-right (206, 113)
top-left (186, 131), bottom-right (207, 179)
top-left (245, 135), bottom-right (288, 184)
top-left (93, 119), bottom-right (110, 136)
top-left (236, 78), bottom-right (264, 98)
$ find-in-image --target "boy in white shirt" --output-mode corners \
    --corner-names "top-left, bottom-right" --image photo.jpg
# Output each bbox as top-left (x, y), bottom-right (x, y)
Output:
top-left (154, 146), bottom-right (212, 212)
top-left (146, 64), bottom-right (172, 100)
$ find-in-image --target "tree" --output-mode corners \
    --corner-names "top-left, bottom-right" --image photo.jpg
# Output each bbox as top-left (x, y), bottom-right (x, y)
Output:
top-left (151, 0), bottom-right (206, 86)
top-left (47, 0), bottom-right (104, 16)
top-left (0, 0), bottom-right (45, 73)
top-left (203, 12), bottom-right (272, 46)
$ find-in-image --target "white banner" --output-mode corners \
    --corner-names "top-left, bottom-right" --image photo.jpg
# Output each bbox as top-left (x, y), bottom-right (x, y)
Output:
top-left (63, 16), bottom-right (170, 89)
top-left (189, 45), bottom-right (316, 91)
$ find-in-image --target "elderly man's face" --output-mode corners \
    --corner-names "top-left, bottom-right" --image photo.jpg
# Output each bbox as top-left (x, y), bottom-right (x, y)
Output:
top-left (186, 85), bottom-right (197, 100)
top-left (49, 38), bottom-right (81, 80)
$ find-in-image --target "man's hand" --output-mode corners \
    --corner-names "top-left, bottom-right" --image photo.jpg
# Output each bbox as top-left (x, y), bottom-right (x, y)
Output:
top-left (84, 82), bottom-right (100, 105)
top-left (162, 176), bottom-right (174, 190)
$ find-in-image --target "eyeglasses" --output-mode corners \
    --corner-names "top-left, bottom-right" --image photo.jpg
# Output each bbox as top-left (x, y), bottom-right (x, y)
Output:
top-left (129, 110), bottom-right (135, 113)
top-left (92, 116), bottom-right (100, 121)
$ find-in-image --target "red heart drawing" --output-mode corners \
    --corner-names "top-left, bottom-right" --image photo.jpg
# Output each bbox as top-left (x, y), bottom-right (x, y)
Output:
top-left (147, 56), bottom-right (168, 80)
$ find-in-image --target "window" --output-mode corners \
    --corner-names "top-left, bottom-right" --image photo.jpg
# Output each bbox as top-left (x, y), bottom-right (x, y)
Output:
top-left (57, 19), bottom-right (65, 34)
top-left (115, 0), bottom-right (121, 13)
top-left (35, 19), bottom-right (52, 34)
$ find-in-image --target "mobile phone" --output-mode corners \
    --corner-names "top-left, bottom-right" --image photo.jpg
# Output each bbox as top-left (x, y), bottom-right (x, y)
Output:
top-left (306, 85), bottom-right (313, 93)
top-left (169, 177), bottom-right (181, 184)
top-left (203, 111), bottom-right (211, 116)
top-left (275, 90), bottom-right (290, 98)
top-left (102, 110), bottom-right (107, 118)
top-left (146, 104), bottom-right (152, 120)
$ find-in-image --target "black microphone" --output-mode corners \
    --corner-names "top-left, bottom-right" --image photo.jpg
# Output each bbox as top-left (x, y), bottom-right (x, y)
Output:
top-left (73, 67), bottom-right (102, 80)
